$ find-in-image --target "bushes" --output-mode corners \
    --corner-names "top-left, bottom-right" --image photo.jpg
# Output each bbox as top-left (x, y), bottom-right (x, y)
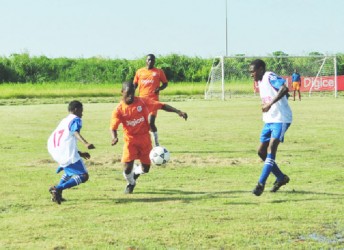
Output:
top-left (0, 53), bottom-right (212, 84)
top-left (0, 52), bottom-right (342, 84)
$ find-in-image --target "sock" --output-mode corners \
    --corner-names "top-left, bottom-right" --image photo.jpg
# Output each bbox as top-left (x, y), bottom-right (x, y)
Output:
top-left (271, 163), bottom-right (284, 181)
top-left (123, 171), bottom-right (135, 185)
top-left (258, 153), bottom-right (275, 185)
top-left (133, 164), bottom-right (145, 175)
top-left (58, 174), bottom-right (71, 186)
top-left (56, 175), bottom-right (84, 190)
top-left (151, 131), bottom-right (159, 146)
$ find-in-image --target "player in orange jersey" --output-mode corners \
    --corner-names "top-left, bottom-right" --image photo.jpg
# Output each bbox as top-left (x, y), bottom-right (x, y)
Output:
top-left (133, 54), bottom-right (168, 146)
top-left (110, 82), bottom-right (187, 194)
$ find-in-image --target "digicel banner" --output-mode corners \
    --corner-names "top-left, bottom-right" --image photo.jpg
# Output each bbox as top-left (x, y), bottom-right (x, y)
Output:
top-left (254, 75), bottom-right (344, 92)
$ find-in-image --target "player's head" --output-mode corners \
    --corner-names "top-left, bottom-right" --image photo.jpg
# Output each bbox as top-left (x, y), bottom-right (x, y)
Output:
top-left (146, 54), bottom-right (156, 69)
top-left (121, 81), bottom-right (135, 104)
top-left (68, 100), bottom-right (83, 118)
top-left (249, 59), bottom-right (266, 81)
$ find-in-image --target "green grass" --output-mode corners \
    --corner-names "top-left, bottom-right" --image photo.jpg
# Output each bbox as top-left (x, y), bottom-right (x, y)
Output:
top-left (0, 82), bottom-right (206, 99)
top-left (0, 96), bottom-right (344, 249)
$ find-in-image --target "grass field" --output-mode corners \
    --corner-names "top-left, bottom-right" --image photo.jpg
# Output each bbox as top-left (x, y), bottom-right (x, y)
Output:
top-left (0, 95), bottom-right (344, 249)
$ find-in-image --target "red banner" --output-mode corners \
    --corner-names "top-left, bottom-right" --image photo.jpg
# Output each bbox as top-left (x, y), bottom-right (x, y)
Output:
top-left (253, 75), bottom-right (344, 93)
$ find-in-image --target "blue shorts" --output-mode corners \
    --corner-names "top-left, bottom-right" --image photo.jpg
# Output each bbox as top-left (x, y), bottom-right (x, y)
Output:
top-left (56, 159), bottom-right (88, 176)
top-left (260, 123), bottom-right (291, 143)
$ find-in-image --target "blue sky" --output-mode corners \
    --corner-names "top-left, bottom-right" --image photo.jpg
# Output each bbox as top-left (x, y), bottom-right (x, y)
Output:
top-left (0, 0), bottom-right (343, 59)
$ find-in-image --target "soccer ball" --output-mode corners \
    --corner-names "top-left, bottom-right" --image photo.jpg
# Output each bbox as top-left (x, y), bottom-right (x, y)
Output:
top-left (149, 146), bottom-right (170, 165)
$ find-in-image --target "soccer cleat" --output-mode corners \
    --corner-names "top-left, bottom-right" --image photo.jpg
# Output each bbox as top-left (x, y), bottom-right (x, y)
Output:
top-left (270, 175), bottom-right (290, 192)
top-left (124, 183), bottom-right (136, 194)
top-left (252, 182), bottom-right (265, 196)
top-left (49, 186), bottom-right (62, 204)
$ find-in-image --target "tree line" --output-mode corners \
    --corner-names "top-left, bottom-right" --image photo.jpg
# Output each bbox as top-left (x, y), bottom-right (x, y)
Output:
top-left (0, 52), bottom-right (343, 84)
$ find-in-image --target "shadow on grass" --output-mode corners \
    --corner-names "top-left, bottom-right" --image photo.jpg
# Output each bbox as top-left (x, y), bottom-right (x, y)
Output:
top-left (267, 189), bottom-right (344, 204)
top-left (107, 188), bottom-right (344, 205)
top-left (112, 188), bottom-right (254, 204)
top-left (171, 150), bottom-right (256, 154)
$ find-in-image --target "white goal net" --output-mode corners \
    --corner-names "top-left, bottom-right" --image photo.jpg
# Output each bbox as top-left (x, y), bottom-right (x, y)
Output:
top-left (205, 55), bottom-right (338, 100)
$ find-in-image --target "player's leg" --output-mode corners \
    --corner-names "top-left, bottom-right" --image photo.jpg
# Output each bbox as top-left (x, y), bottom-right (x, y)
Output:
top-left (122, 139), bottom-right (140, 193)
top-left (270, 123), bottom-right (291, 192)
top-left (50, 160), bottom-right (89, 204)
top-left (253, 124), bottom-right (271, 196)
top-left (57, 160), bottom-right (89, 189)
top-left (258, 141), bottom-right (268, 161)
top-left (292, 82), bottom-right (296, 101)
top-left (149, 113), bottom-right (159, 146)
top-left (123, 161), bottom-right (137, 194)
top-left (133, 135), bottom-right (152, 181)
top-left (56, 173), bottom-right (71, 202)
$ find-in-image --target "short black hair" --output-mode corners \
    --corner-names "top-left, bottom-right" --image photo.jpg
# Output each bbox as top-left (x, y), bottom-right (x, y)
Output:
top-left (147, 54), bottom-right (155, 59)
top-left (68, 100), bottom-right (83, 112)
top-left (122, 81), bottom-right (135, 91)
top-left (250, 59), bottom-right (266, 71)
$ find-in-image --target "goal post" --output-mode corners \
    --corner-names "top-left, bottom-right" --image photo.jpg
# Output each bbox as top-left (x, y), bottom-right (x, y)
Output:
top-left (204, 55), bottom-right (338, 99)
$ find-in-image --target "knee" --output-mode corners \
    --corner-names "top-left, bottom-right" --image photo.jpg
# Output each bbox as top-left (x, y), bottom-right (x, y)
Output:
top-left (142, 164), bottom-right (150, 173)
top-left (258, 150), bottom-right (266, 161)
top-left (81, 173), bottom-right (89, 183)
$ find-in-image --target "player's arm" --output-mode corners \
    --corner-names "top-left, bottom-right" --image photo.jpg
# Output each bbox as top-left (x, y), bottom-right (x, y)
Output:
top-left (155, 70), bottom-right (168, 93)
top-left (155, 82), bottom-right (168, 94)
top-left (262, 84), bottom-right (289, 112)
top-left (78, 151), bottom-right (91, 160)
top-left (161, 104), bottom-right (188, 120)
top-left (74, 131), bottom-right (95, 149)
top-left (110, 130), bottom-right (119, 146)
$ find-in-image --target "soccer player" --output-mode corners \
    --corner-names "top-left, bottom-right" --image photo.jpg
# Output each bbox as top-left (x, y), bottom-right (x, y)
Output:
top-left (110, 81), bottom-right (187, 194)
top-left (249, 59), bottom-right (292, 196)
top-left (292, 69), bottom-right (302, 101)
top-left (47, 100), bottom-right (95, 204)
top-left (133, 54), bottom-right (168, 146)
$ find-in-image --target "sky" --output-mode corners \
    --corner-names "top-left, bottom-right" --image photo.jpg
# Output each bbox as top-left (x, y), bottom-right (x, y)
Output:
top-left (0, 0), bottom-right (343, 59)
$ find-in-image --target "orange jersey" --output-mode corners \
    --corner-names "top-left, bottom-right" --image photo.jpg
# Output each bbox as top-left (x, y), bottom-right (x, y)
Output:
top-left (110, 97), bottom-right (164, 140)
top-left (133, 67), bottom-right (168, 100)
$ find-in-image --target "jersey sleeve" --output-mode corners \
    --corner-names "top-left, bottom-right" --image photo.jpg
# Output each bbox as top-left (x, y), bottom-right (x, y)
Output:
top-left (110, 107), bottom-right (122, 130)
top-left (141, 97), bottom-right (164, 112)
top-left (269, 73), bottom-right (286, 90)
top-left (69, 117), bottom-right (82, 132)
top-left (133, 70), bottom-right (139, 84)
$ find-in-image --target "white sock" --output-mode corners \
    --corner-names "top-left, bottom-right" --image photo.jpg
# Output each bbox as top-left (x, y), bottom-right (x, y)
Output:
top-left (133, 163), bottom-right (145, 175)
top-left (123, 171), bottom-right (135, 185)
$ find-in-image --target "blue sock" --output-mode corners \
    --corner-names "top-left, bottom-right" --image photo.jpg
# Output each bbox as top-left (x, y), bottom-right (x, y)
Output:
top-left (56, 175), bottom-right (84, 190)
top-left (258, 153), bottom-right (275, 185)
top-left (271, 163), bottom-right (284, 181)
top-left (58, 174), bottom-right (71, 186)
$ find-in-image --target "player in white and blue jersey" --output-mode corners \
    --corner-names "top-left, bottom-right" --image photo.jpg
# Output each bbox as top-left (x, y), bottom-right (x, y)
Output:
top-left (249, 59), bottom-right (292, 196)
top-left (47, 100), bottom-right (95, 204)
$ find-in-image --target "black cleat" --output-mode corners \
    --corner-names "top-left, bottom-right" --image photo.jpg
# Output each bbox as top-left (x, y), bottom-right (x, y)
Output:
top-left (49, 186), bottom-right (62, 204)
top-left (124, 183), bottom-right (136, 194)
top-left (252, 182), bottom-right (265, 196)
top-left (271, 175), bottom-right (290, 192)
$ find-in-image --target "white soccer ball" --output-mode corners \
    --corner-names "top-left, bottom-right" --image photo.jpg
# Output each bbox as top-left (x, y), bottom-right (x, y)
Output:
top-left (149, 146), bottom-right (170, 166)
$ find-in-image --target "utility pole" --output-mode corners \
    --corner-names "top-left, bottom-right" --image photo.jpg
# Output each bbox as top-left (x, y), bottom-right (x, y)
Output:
top-left (225, 0), bottom-right (228, 56)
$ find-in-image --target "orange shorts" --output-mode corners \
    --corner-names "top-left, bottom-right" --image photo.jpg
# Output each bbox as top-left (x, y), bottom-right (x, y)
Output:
top-left (292, 82), bottom-right (300, 91)
top-left (122, 133), bottom-right (152, 164)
